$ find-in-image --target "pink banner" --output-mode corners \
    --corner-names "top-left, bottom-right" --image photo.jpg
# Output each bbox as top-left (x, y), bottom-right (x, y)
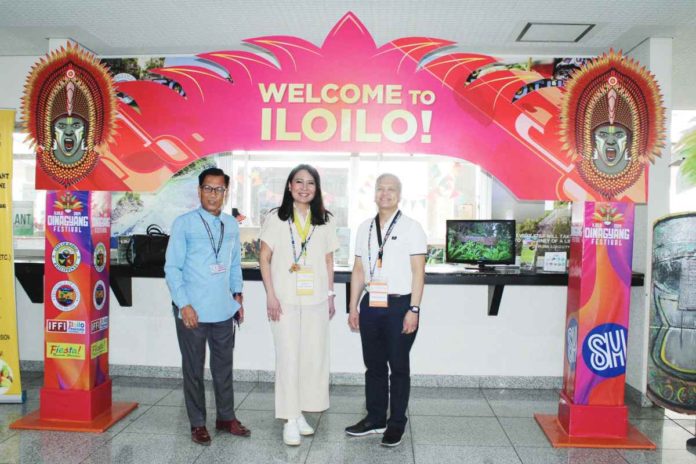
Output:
top-left (34, 13), bottom-right (652, 202)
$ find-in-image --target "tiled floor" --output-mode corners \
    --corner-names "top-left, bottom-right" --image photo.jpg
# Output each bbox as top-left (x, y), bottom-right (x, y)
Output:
top-left (1, 372), bottom-right (695, 463)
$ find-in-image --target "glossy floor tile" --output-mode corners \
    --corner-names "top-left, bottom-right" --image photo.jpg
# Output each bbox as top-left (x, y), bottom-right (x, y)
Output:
top-left (0, 379), bottom-right (695, 463)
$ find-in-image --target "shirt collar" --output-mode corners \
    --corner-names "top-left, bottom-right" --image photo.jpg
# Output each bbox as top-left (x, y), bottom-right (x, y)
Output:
top-left (198, 207), bottom-right (222, 224)
top-left (379, 209), bottom-right (399, 229)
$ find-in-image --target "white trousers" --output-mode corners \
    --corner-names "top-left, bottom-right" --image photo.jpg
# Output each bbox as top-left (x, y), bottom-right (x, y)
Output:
top-left (270, 301), bottom-right (330, 419)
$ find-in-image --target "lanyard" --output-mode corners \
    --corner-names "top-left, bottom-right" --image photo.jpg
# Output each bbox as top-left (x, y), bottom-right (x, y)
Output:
top-left (368, 210), bottom-right (401, 281)
top-left (288, 219), bottom-right (316, 269)
top-left (198, 213), bottom-right (224, 263)
top-left (293, 209), bottom-right (312, 243)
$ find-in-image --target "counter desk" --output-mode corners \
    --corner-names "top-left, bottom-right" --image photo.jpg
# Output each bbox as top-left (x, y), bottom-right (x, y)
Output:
top-left (14, 260), bottom-right (644, 316)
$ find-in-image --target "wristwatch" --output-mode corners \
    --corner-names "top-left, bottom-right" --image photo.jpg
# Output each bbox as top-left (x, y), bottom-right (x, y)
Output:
top-left (328, 290), bottom-right (337, 298)
top-left (409, 305), bottom-right (420, 314)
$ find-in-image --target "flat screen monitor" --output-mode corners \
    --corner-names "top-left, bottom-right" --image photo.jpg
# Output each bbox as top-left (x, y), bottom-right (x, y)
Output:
top-left (446, 219), bottom-right (516, 268)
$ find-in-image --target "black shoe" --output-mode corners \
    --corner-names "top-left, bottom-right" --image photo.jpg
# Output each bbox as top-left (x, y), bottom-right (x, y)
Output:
top-left (345, 418), bottom-right (387, 436)
top-left (381, 426), bottom-right (404, 447)
top-left (687, 436), bottom-right (696, 447)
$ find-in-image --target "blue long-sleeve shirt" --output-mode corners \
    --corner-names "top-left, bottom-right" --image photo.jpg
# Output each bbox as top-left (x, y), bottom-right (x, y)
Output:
top-left (164, 207), bottom-right (243, 323)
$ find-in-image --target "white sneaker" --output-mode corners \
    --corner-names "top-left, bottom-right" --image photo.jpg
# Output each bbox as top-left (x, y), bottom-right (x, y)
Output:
top-left (283, 419), bottom-right (301, 446)
top-left (296, 414), bottom-right (315, 436)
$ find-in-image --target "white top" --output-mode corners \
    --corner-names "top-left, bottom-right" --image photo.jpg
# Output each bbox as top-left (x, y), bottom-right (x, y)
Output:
top-left (355, 210), bottom-right (427, 295)
top-left (259, 211), bottom-right (339, 306)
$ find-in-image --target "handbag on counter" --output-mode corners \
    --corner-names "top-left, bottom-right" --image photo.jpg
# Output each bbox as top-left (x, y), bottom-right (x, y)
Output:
top-left (126, 224), bottom-right (169, 268)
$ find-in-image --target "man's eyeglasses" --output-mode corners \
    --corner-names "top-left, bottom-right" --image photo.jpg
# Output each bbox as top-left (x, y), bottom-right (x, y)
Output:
top-left (201, 185), bottom-right (227, 195)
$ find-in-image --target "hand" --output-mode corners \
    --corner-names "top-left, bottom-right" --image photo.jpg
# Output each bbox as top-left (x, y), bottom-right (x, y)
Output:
top-left (233, 294), bottom-right (244, 324)
top-left (402, 311), bottom-right (418, 334)
top-left (328, 296), bottom-right (336, 320)
top-left (181, 305), bottom-right (199, 329)
top-left (267, 294), bottom-right (282, 322)
top-left (348, 309), bottom-right (360, 332)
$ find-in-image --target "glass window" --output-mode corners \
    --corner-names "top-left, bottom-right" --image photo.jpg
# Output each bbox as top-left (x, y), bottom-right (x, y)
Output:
top-left (11, 139), bottom-right (482, 259)
top-left (671, 110), bottom-right (696, 214)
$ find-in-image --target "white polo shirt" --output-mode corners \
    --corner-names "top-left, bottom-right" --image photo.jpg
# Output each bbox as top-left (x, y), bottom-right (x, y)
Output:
top-left (355, 210), bottom-right (427, 295)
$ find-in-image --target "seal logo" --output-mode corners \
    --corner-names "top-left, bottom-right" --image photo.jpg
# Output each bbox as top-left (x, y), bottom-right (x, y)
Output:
top-left (50, 280), bottom-right (81, 312)
top-left (93, 280), bottom-right (106, 310)
top-left (51, 241), bottom-right (81, 273)
top-left (94, 242), bottom-right (107, 272)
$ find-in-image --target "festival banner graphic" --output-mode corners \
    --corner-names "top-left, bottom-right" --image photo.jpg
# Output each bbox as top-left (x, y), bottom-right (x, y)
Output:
top-left (535, 201), bottom-right (655, 447)
top-left (12, 40), bottom-right (136, 431)
top-left (32, 14), bottom-right (663, 203)
top-left (43, 191), bottom-right (110, 392)
top-left (648, 213), bottom-right (696, 413)
top-left (0, 109), bottom-right (24, 403)
top-left (562, 202), bottom-right (634, 407)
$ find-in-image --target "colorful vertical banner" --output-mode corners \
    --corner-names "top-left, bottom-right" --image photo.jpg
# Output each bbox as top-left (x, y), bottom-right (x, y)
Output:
top-left (0, 109), bottom-right (23, 403)
top-left (559, 201), bottom-right (635, 436)
top-left (41, 190), bottom-right (112, 420)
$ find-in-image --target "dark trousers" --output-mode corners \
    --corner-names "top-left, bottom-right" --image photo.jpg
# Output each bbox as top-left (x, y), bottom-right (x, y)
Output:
top-left (174, 305), bottom-right (236, 428)
top-left (359, 294), bottom-right (417, 430)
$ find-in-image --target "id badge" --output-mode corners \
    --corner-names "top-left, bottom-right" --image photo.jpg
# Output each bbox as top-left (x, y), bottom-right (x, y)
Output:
top-left (296, 266), bottom-right (314, 296)
top-left (368, 280), bottom-right (388, 307)
top-left (210, 263), bottom-right (226, 274)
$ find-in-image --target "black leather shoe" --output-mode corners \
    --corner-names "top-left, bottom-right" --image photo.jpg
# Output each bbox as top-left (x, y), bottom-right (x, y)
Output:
top-left (381, 426), bottom-right (404, 447)
top-left (687, 436), bottom-right (696, 447)
top-left (345, 418), bottom-right (387, 436)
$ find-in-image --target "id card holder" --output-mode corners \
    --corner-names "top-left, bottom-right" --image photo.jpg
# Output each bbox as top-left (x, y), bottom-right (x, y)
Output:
top-left (368, 280), bottom-right (388, 307)
top-left (296, 266), bottom-right (314, 296)
top-left (210, 263), bottom-right (226, 274)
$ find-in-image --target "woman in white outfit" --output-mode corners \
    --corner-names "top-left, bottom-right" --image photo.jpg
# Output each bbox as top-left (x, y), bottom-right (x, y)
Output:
top-left (259, 164), bottom-right (338, 446)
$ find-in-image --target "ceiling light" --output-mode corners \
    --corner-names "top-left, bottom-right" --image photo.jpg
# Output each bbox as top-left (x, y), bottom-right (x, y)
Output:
top-left (517, 22), bottom-right (594, 43)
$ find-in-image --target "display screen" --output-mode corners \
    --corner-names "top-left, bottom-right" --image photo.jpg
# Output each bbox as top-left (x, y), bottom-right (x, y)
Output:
top-left (446, 220), bottom-right (516, 265)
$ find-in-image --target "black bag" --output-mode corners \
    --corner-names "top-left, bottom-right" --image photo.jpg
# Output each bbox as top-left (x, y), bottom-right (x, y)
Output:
top-left (126, 224), bottom-right (169, 268)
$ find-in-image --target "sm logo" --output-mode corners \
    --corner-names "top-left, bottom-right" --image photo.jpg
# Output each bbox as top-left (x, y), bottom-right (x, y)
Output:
top-left (581, 323), bottom-right (627, 378)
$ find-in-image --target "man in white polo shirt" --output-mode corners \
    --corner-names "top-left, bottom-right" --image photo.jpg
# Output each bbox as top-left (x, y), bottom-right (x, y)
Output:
top-left (345, 173), bottom-right (427, 447)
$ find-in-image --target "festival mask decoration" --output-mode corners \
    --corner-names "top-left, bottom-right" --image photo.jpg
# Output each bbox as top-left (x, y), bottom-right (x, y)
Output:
top-left (22, 42), bottom-right (117, 187)
top-left (561, 50), bottom-right (665, 199)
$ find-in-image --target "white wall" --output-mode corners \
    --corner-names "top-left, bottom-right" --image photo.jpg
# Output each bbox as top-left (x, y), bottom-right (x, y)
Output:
top-left (625, 38), bottom-right (673, 393)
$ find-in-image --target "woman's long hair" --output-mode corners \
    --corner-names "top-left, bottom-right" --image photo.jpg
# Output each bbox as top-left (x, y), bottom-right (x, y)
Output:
top-left (276, 164), bottom-right (331, 225)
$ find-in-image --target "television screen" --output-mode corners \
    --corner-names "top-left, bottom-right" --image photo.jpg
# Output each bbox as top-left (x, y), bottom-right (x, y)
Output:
top-left (446, 220), bottom-right (516, 266)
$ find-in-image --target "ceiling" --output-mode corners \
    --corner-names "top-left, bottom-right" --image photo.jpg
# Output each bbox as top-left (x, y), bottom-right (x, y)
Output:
top-left (2, 0), bottom-right (696, 109)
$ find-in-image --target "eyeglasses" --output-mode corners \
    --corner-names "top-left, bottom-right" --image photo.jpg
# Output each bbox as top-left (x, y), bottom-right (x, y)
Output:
top-left (201, 185), bottom-right (227, 195)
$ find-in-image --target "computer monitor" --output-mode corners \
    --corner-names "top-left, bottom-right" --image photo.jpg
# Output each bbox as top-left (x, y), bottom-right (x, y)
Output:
top-left (446, 219), bottom-right (516, 268)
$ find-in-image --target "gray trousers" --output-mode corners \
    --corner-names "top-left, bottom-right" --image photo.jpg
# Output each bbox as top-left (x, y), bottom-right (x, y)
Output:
top-left (174, 305), bottom-right (236, 428)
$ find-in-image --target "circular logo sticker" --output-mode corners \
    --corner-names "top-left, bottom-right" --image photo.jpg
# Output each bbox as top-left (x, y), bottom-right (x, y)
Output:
top-left (51, 242), bottom-right (81, 273)
top-left (93, 280), bottom-right (106, 310)
top-left (582, 323), bottom-right (627, 378)
top-left (51, 280), bottom-right (81, 312)
top-left (93, 242), bottom-right (107, 272)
